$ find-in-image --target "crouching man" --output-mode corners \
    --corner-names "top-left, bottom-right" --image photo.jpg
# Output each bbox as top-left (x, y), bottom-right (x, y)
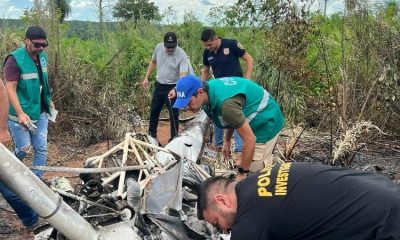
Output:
top-left (197, 162), bottom-right (400, 240)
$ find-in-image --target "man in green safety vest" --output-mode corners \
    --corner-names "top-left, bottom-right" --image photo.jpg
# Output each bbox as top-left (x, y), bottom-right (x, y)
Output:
top-left (2, 25), bottom-right (55, 238)
top-left (172, 75), bottom-right (284, 180)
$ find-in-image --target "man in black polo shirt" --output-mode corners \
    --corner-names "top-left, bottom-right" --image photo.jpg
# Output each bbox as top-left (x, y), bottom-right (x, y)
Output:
top-left (201, 28), bottom-right (254, 165)
top-left (201, 28), bottom-right (253, 80)
top-left (197, 162), bottom-right (400, 240)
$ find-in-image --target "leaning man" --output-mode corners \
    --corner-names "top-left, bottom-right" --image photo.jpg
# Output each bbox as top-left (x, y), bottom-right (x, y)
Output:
top-left (197, 162), bottom-right (400, 239)
top-left (172, 75), bottom-right (284, 179)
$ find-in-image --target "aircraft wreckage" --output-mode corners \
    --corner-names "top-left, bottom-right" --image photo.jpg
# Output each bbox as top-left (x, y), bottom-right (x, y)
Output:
top-left (0, 111), bottom-right (227, 240)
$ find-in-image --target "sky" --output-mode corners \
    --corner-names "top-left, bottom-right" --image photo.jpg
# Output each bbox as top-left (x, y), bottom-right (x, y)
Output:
top-left (0, 0), bottom-right (369, 23)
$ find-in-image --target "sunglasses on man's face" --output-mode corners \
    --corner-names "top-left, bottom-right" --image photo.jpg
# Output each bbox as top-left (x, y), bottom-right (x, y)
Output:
top-left (31, 40), bottom-right (49, 48)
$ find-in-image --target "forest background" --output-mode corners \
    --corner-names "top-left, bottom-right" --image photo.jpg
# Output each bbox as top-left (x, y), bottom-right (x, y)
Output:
top-left (0, 0), bottom-right (399, 164)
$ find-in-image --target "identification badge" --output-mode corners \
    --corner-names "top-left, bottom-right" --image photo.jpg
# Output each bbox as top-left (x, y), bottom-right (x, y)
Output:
top-left (223, 48), bottom-right (230, 55)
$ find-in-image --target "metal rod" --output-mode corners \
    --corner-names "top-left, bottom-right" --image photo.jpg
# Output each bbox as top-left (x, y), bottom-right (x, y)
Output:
top-left (166, 97), bottom-right (178, 139)
top-left (129, 141), bottom-right (150, 177)
top-left (130, 137), bottom-right (171, 153)
top-left (53, 188), bottom-right (121, 215)
top-left (31, 165), bottom-right (149, 173)
top-left (117, 133), bottom-right (131, 196)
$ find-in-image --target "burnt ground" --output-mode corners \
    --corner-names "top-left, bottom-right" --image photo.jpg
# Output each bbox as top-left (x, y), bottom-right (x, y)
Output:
top-left (1, 123), bottom-right (399, 239)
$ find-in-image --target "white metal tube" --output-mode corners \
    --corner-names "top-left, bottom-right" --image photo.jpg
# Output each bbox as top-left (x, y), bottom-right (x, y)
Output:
top-left (0, 144), bottom-right (98, 240)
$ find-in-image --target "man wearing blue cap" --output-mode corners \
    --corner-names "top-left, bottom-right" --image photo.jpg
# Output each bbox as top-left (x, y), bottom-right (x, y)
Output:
top-left (172, 75), bottom-right (284, 179)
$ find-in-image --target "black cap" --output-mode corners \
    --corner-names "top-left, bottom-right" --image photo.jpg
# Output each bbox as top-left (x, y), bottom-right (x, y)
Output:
top-left (164, 32), bottom-right (177, 48)
top-left (25, 26), bottom-right (47, 40)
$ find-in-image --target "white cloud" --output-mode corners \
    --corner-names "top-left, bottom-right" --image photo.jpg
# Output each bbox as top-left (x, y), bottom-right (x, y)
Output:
top-left (155, 0), bottom-right (236, 22)
top-left (0, 0), bottom-right (10, 8)
top-left (3, 5), bottom-right (23, 18)
top-left (70, 0), bottom-right (95, 9)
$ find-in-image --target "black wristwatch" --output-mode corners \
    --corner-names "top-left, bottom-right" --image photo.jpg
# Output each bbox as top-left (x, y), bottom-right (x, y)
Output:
top-left (237, 167), bottom-right (250, 174)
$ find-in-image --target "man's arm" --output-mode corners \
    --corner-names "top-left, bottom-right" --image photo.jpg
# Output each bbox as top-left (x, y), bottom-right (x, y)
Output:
top-left (5, 81), bottom-right (30, 125)
top-left (180, 71), bottom-right (188, 77)
top-left (179, 56), bottom-right (190, 77)
top-left (0, 79), bottom-right (11, 144)
top-left (4, 55), bottom-right (30, 125)
top-left (241, 52), bottom-right (253, 79)
top-left (201, 66), bottom-right (211, 81)
top-left (202, 49), bottom-right (212, 81)
top-left (220, 95), bottom-right (254, 175)
top-left (222, 128), bottom-right (234, 159)
top-left (143, 59), bottom-right (156, 88)
top-left (235, 122), bottom-right (256, 172)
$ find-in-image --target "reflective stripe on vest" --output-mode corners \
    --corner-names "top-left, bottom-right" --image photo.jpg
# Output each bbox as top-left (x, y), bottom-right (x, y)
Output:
top-left (246, 89), bottom-right (270, 123)
top-left (21, 73), bottom-right (39, 80)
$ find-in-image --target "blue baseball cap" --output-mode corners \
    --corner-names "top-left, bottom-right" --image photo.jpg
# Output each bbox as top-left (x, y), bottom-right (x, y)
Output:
top-left (174, 75), bottom-right (203, 109)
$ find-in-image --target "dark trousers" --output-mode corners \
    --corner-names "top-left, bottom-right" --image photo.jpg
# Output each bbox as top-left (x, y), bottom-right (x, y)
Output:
top-left (148, 82), bottom-right (179, 140)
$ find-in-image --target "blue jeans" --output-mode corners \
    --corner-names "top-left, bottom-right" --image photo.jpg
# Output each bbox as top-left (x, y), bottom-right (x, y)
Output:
top-left (1, 112), bottom-right (49, 228)
top-left (8, 112), bottom-right (48, 178)
top-left (0, 181), bottom-right (38, 228)
top-left (214, 123), bottom-right (243, 152)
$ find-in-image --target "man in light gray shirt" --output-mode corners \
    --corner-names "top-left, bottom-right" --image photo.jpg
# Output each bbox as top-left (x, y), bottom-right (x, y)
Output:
top-left (142, 32), bottom-right (190, 142)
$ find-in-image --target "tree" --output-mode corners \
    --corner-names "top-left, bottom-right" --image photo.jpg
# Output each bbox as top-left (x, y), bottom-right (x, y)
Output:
top-left (222, 0), bottom-right (291, 28)
top-left (95, 0), bottom-right (110, 41)
top-left (161, 6), bottom-right (177, 25)
top-left (54, 0), bottom-right (71, 23)
top-left (112, 0), bottom-right (160, 22)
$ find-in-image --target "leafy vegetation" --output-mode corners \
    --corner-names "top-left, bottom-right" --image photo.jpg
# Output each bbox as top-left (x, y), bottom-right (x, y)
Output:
top-left (113, 0), bottom-right (161, 22)
top-left (0, 0), bottom-right (399, 149)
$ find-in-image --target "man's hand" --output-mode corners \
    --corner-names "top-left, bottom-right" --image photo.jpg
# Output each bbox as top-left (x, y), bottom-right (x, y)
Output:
top-left (142, 78), bottom-right (150, 89)
top-left (234, 152), bottom-right (242, 166)
top-left (168, 88), bottom-right (176, 99)
top-left (18, 112), bottom-right (30, 126)
top-left (50, 101), bottom-right (55, 109)
top-left (235, 173), bottom-right (248, 181)
top-left (222, 141), bottom-right (232, 160)
top-left (0, 128), bottom-right (11, 145)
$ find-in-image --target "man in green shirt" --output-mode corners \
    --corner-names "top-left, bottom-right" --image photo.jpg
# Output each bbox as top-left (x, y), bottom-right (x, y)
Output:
top-left (172, 75), bottom-right (284, 179)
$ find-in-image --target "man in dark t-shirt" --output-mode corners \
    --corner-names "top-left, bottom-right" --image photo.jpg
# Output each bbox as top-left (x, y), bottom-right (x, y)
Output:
top-left (197, 162), bottom-right (400, 240)
top-left (201, 29), bottom-right (253, 80)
